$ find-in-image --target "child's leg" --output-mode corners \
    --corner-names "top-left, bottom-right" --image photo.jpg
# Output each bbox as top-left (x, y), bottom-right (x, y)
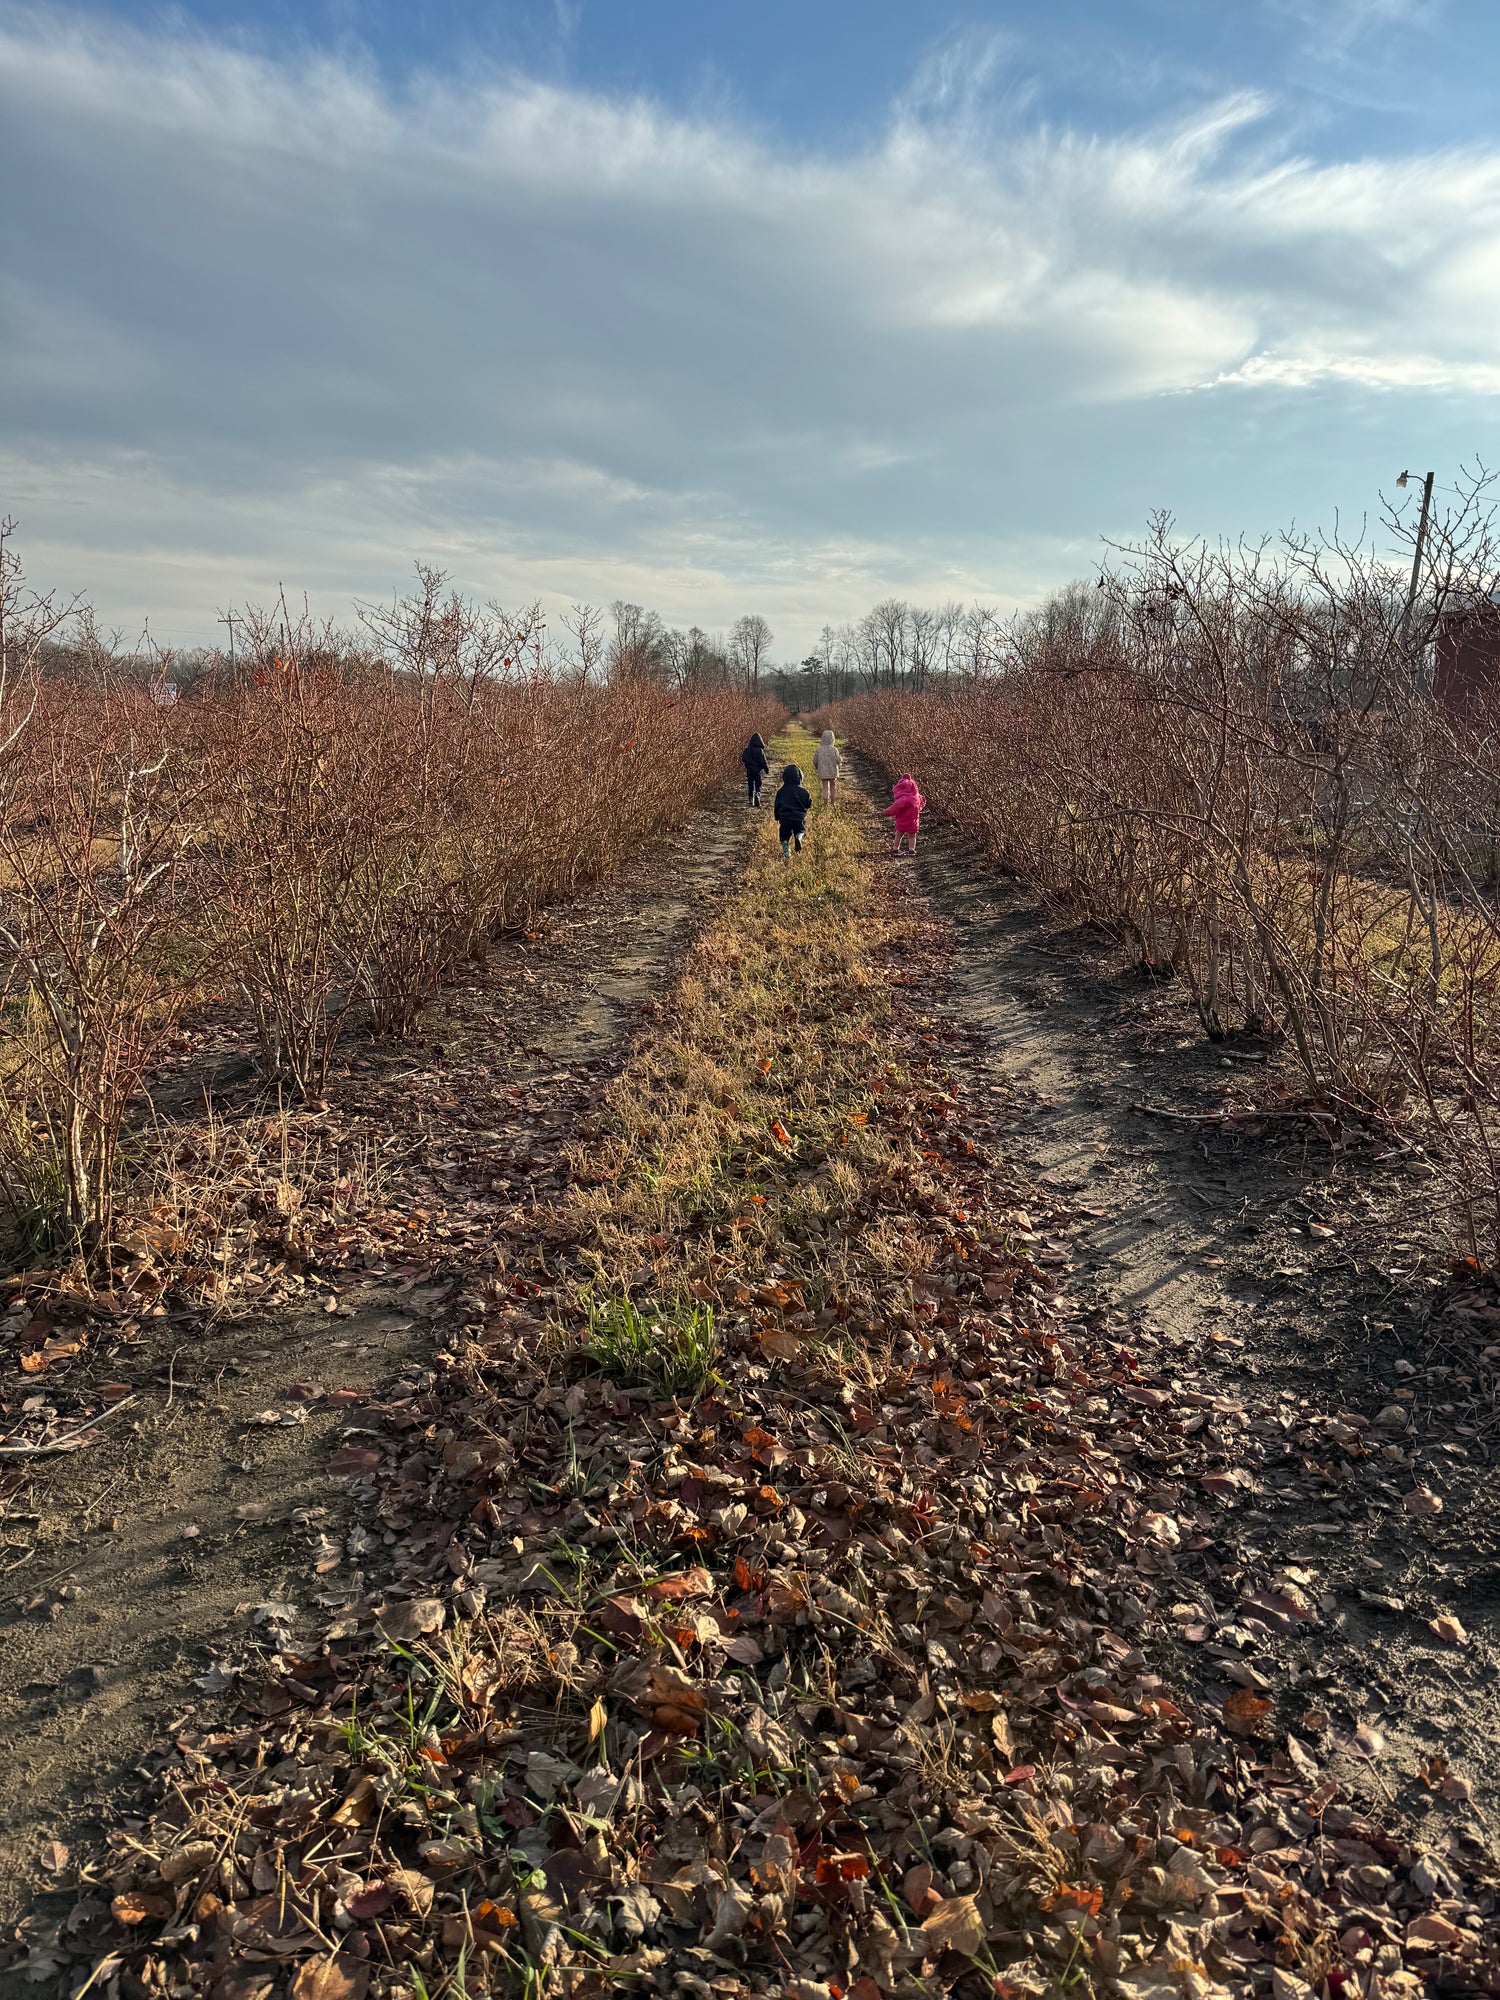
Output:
top-left (909, 832), bottom-right (918, 853)
top-left (780, 830), bottom-right (791, 859)
top-left (821, 779), bottom-right (833, 804)
top-left (795, 829), bottom-right (804, 852)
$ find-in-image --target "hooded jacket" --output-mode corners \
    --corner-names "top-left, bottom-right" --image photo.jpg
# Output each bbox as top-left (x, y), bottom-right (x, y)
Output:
top-left (813, 730), bottom-right (842, 780)
top-left (883, 773), bottom-right (925, 835)
top-left (774, 765), bottom-right (813, 833)
top-left (741, 733), bottom-right (770, 778)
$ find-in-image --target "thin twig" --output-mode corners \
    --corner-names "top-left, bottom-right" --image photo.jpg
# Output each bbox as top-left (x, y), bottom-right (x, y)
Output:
top-left (0, 1394), bottom-right (137, 1458)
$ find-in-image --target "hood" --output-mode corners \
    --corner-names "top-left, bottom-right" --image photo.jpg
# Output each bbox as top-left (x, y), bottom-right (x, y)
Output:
top-left (821, 729), bottom-right (835, 746)
top-left (893, 773), bottom-right (917, 795)
top-left (748, 733), bottom-right (765, 749)
top-left (781, 764), bottom-right (804, 786)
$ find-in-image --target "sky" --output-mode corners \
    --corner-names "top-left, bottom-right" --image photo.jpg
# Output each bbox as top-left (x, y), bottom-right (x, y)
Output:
top-left (4, 0), bottom-right (1499, 658)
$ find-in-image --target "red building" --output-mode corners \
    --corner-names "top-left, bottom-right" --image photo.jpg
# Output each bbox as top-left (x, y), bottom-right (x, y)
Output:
top-left (1435, 600), bottom-right (1500, 714)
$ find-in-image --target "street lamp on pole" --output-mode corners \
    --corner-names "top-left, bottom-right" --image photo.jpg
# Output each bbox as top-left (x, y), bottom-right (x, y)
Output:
top-left (1396, 469), bottom-right (1435, 641)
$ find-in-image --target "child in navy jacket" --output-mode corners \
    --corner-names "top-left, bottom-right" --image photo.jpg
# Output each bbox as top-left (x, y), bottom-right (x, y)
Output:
top-left (773, 764), bottom-right (812, 859)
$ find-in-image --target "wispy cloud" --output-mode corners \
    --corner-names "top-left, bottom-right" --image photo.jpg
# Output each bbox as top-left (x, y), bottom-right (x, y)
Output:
top-left (1268, 0), bottom-right (1442, 59)
top-left (0, 2), bottom-right (1496, 647)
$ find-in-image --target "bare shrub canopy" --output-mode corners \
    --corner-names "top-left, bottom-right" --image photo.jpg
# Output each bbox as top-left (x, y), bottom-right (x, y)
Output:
top-left (0, 538), bottom-right (781, 1260)
top-left (822, 473), bottom-right (1500, 1263)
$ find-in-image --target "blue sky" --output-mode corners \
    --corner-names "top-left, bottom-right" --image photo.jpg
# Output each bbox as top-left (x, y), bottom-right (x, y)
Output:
top-left (3, 0), bottom-right (1497, 655)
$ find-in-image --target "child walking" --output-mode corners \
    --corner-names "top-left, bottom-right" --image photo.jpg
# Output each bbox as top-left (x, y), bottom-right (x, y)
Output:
top-left (773, 762), bottom-right (812, 860)
top-left (883, 772), bottom-right (925, 855)
top-left (813, 728), bottom-right (841, 805)
top-left (741, 732), bottom-right (769, 806)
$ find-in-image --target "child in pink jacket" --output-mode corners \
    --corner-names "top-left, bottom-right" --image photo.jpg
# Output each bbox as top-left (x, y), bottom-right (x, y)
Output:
top-left (883, 773), bottom-right (925, 854)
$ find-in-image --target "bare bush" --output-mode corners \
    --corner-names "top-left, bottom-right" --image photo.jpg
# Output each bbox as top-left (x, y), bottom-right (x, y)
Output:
top-left (0, 537), bottom-right (202, 1251)
top-left (0, 536), bottom-right (781, 1270)
top-left (824, 475), bottom-right (1500, 1260)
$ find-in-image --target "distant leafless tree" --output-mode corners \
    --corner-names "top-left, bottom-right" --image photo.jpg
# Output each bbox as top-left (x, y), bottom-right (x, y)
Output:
top-left (730, 613), bottom-right (774, 690)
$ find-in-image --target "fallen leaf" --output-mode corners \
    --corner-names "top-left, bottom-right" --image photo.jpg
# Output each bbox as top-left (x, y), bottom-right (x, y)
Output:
top-left (644, 1568), bottom-right (713, 1603)
top-left (1406, 1912), bottom-right (1464, 1951)
top-left (1402, 1487), bottom-right (1443, 1518)
top-left (1429, 1613), bottom-right (1468, 1645)
top-left (112, 1890), bottom-right (172, 1924)
top-left (757, 1325), bottom-right (803, 1361)
top-left (291, 1957), bottom-right (369, 2000)
top-left (377, 1597), bottom-right (445, 1643)
top-left (702, 1876), bottom-right (755, 1952)
top-left (742, 1708), bottom-right (796, 1767)
top-left (1222, 1689), bottom-right (1273, 1738)
top-left (1285, 1734), bottom-right (1320, 1783)
top-left (159, 1841), bottom-right (217, 1885)
top-left (1200, 1468), bottom-right (1252, 1496)
top-left (329, 1445), bottom-right (382, 1477)
top-left (919, 1892), bottom-right (985, 1957)
top-left (345, 1882), bottom-right (393, 1920)
top-left (37, 1840), bottom-right (68, 1874)
top-left (331, 1775), bottom-right (378, 1827)
top-left (387, 1867), bottom-right (436, 1915)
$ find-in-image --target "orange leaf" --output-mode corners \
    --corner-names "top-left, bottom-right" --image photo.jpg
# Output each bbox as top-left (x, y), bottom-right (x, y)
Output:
top-left (112, 1891), bottom-right (173, 1924)
top-left (815, 1852), bottom-right (871, 1883)
top-left (645, 1567), bottom-right (713, 1603)
top-left (1222, 1688), bottom-right (1273, 1738)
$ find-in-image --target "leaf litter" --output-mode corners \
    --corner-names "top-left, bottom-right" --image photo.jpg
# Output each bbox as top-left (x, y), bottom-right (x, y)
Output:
top-left (7, 753), bottom-right (1499, 1998)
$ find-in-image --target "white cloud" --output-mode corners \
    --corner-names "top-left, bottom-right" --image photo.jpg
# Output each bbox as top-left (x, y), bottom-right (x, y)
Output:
top-left (1, 2), bottom-right (1498, 651)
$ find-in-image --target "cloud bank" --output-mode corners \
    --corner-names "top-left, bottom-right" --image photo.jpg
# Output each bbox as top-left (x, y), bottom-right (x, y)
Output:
top-left (3, 3), bottom-right (1499, 649)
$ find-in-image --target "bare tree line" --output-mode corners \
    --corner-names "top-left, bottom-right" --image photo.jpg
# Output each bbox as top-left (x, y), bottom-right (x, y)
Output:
top-left (21, 557), bottom-right (785, 702)
top-left (773, 599), bottom-right (1003, 709)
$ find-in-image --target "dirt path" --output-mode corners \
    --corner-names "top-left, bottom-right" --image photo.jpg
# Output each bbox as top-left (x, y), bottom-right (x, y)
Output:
top-left (888, 790), bottom-right (1500, 1850)
top-left (0, 788), bottom-right (752, 1916)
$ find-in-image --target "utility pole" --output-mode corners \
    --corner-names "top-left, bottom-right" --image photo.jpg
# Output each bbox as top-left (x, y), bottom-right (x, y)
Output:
top-left (217, 609), bottom-right (240, 676)
top-left (1397, 469), bottom-right (1434, 640)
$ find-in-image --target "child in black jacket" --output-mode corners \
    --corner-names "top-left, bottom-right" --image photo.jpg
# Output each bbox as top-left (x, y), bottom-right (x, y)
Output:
top-left (773, 764), bottom-right (812, 859)
top-left (741, 733), bottom-right (769, 806)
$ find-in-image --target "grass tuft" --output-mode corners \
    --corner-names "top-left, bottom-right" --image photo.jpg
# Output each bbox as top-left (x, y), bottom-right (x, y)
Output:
top-left (574, 1292), bottom-right (721, 1399)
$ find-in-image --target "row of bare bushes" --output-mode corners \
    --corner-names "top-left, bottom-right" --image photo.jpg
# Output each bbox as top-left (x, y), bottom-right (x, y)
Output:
top-left (820, 488), bottom-right (1500, 1262)
top-left (0, 535), bottom-right (780, 1260)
